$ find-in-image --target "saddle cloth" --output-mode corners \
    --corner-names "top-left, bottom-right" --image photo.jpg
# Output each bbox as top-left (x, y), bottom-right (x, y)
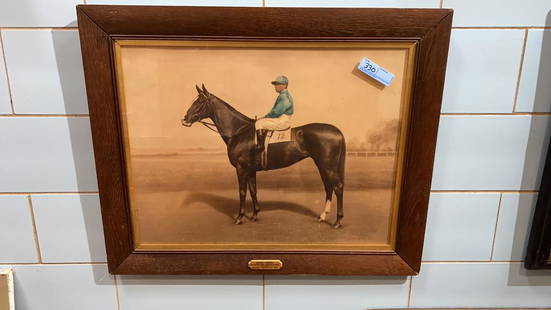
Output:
top-left (266, 127), bottom-right (293, 145)
top-left (261, 127), bottom-right (295, 170)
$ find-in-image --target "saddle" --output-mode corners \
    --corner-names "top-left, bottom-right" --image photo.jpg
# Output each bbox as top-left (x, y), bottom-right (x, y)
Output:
top-left (260, 127), bottom-right (294, 169)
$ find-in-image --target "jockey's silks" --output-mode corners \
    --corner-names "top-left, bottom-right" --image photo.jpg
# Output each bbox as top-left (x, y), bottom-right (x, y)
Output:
top-left (265, 89), bottom-right (294, 118)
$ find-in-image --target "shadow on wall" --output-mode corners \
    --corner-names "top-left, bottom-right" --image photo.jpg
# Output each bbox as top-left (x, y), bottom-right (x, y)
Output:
top-left (51, 23), bottom-right (111, 284)
top-left (510, 10), bottom-right (551, 285)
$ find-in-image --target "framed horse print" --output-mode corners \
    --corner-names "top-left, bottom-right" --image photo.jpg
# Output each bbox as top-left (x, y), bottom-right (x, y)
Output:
top-left (77, 5), bottom-right (453, 275)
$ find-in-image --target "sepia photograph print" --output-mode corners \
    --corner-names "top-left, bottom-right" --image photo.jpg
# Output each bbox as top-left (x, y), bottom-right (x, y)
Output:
top-left (114, 40), bottom-right (416, 251)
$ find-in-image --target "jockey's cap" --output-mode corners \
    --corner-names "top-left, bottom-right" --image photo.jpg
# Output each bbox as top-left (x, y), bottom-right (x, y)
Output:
top-left (271, 75), bottom-right (288, 85)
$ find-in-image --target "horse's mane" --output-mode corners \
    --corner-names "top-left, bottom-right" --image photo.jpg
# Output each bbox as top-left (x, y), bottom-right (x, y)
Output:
top-left (212, 95), bottom-right (254, 124)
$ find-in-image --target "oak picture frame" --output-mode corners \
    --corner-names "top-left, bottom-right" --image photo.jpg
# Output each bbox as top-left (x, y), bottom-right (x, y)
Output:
top-left (77, 5), bottom-right (453, 275)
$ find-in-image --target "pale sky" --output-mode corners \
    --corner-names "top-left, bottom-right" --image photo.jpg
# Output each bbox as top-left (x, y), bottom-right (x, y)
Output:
top-left (118, 43), bottom-right (412, 153)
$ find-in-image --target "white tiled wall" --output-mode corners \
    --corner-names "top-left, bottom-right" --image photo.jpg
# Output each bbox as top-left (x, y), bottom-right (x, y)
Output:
top-left (1, 0), bottom-right (550, 309)
top-left (492, 193), bottom-right (538, 261)
top-left (0, 264), bottom-right (117, 310)
top-left (0, 117), bottom-right (97, 192)
top-left (0, 196), bottom-right (38, 263)
top-left (264, 0), bottom-right (439, 8)
top-left (31, 194), bottom-right (106, 263)
top-left (117, 276), bottom-right (263, 310)
top-left (432, 115), bottom-right (551, 190)
top-left (264, 276), bottom-right (410, 310)
top-left (0, 0), bottom-right (81, 27)
top-left (422, 193), bottom-right (500, 261)
top-left (443, 0), bottom-right (551, 27)
top-left (0, 42), bottom-right (11, 114)
top-left (88, 0), bottom-right (263, 5)
top-left (411, 263), bottom-right (551, 307)
top-left (441, 29), bottom-right (525, 113)
top-left (2, 30), bottom-right (88, 114)
top-left (517, 29), bottom-right (551, 113)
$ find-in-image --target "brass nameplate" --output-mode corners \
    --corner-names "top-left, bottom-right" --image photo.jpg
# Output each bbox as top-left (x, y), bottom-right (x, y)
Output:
top-left (248, 259), bottom-right (283, 270)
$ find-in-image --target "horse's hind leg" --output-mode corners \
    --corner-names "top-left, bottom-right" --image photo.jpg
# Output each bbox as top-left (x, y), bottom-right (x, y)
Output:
top-left (313, 160), bottom-right (333, 222)
top-left (248, 172), bottom-right (260, 221)
top-left (321, 168), bottom-right (344, 229)
top-left (333, 178), bottom-right (344, 229)
top-left (319, 176), bottom-right (333, 222)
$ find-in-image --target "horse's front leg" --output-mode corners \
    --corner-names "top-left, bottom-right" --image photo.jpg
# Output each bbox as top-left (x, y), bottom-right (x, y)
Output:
top-left (234, 167), bottom-right (248, 225)
top-left (248, 172), bottom-right (260, 221)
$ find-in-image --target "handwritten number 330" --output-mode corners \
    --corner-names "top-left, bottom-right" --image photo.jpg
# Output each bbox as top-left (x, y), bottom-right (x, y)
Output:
top-left (364, 63), bottom-right (377, 73)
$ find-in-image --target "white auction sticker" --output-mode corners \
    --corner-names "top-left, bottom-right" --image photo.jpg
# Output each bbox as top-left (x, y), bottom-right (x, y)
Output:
top-left (358, 57), bottom-right (394, 86)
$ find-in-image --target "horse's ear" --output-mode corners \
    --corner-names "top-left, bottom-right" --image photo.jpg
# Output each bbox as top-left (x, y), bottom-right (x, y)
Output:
top-left (202, 84), bottom-right (210, 96)
top-left (196, 85), bottom-right (202, 94)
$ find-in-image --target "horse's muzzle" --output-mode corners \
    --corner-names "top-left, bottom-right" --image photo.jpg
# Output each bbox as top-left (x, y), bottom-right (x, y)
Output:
top-left (181, 119), bottom-right (192, 127)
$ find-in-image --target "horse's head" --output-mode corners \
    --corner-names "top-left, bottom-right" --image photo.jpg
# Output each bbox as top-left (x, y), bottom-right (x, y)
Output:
top-left (181, 84), bottom-right (213, 127)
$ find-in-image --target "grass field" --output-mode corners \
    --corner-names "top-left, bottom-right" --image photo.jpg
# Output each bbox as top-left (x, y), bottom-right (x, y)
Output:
top-left (128, 153), bottom-right (397, 248)
top-left (131, 153), bottom-right (396, 192)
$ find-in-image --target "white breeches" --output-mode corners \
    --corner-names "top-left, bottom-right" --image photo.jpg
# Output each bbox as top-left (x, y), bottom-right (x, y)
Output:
top-left (255, 114), bottom-right (291, 131)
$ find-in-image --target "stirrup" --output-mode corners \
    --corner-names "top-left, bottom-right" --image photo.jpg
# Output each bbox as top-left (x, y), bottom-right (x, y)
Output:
top-left (255, 129), bottom-right (266, 151)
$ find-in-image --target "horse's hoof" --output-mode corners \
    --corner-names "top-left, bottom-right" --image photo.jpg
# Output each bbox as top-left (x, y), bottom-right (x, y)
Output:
top-left (250, 215), bottom-right (258, 222)
top-left (333, 222), bottom-right (342, 229)
top-left (234, 218), bottom-right (242, 225)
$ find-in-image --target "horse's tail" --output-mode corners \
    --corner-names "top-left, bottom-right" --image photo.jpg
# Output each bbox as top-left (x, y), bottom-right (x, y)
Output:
top-left (338, 135), bottom-right (346, 185)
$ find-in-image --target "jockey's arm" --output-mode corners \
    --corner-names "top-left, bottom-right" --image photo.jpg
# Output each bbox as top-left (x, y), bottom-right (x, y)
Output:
top-left (264, 96), bottom-right (291, 118)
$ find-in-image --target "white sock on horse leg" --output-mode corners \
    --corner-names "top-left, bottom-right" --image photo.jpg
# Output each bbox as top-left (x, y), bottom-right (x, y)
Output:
top-left (319, 200), bottom-right (331, 221)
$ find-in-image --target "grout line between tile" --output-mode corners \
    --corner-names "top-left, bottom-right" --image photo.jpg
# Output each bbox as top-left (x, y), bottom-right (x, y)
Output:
top-left (453, 26), bottom-right (551, 29)
top-left (441, 112), bottom-right (551, 116)
top-left (0, 262), bottom-right (107, 265)
top-left (489, 193), bottom-right (503, 261)
top-left (0, 30), bottom-right (15, 114)
top-left (0, 27), bottom-right (78, 31)
top-left (262, 274), bottom-right (266, 310)
top-left (512, 29), bottom-right (529, 113)
top-left (26, 195), bottom-right (43, 264)
top-left (114, 275), bottom-right (121, 310)
top-left (0, 114), bottom-right (89, 118)
top-left (407, 276), bottom-right (413, 307)
top-left (0, 192), bottom-right (99, 195)
top-left (430, 190), bottom-right (538, 193)
top-left (422, 260), bottom-right (523, 264)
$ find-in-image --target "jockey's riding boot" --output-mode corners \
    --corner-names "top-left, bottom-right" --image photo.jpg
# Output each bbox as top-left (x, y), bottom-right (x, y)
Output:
top-left (255, 129), bottom-right (266, 151)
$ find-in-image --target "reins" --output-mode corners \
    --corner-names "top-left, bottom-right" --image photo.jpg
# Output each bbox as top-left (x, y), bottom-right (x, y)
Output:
top-left (199, 119), bottom-right (253, 138)
top-left (198, 120), bottom-right (219, 134)
top-left (192, 94), bottom-right (254, 138)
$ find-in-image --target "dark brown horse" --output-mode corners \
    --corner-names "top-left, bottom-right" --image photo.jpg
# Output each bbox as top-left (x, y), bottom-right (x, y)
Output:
top-left (181, 85), bottom-right (346, 228)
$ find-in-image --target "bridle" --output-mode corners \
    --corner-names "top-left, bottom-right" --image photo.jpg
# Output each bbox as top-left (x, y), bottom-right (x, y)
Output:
top-left (188, 94), bottom-right (253, 138)
top-left (189, 95), bottom-right (220, 134)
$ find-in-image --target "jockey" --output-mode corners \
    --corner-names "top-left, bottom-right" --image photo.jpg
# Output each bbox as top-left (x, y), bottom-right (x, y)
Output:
top-left (254, 75), bottom-right (294, 150)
